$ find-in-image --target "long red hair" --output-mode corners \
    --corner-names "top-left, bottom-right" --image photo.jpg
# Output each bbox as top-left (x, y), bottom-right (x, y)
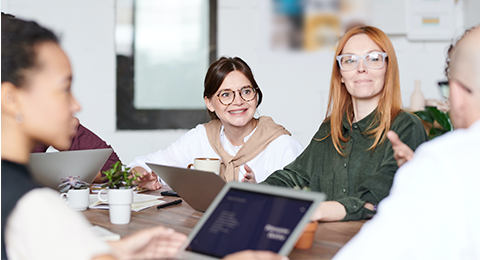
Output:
top-left (322, 26), bottom-right (402, 155)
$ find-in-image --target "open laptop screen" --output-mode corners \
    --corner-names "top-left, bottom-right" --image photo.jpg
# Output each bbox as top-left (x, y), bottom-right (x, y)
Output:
top-left (185, 187), bottom-right (314, 258)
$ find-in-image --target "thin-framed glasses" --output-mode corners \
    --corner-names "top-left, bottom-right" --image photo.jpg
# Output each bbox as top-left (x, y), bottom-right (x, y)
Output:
top-left (336, 52), bottom-right (388, 71)
top-left (437, 80), bottom-right (450, 99)
top-left (438, 79), bottom-right (473, 99)
top-left (216, 85), bottom-right (257, 106)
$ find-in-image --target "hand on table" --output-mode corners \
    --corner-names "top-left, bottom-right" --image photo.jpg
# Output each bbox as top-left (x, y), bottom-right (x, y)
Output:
top-left (311, 201), bottom-right (375, 222)
top-left (131, 167), bottom-right (162, 190)
top-left (108, 225), bottom-right (187, 260)
top-left (386, 130), bottom-right (414, 167)
top-left (310, 201), bottom-right (347, 222)
top-left (241, 164), bottom-right (257, 183)
top-left (223, 250), bottom-right (288, 260)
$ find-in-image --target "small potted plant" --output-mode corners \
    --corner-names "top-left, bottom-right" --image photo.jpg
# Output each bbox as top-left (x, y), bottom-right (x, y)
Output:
top-left (101, 161), bottom-right (139, 189)
top-left (293, 186), bottom-right (318, 250)
top-left (97, 161), bottom-right (141, 224)
top-left (58, 176), bottom-right (90, 211)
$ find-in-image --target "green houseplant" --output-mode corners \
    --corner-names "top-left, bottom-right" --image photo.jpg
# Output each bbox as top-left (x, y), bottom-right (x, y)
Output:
top-left (101, 161), bottom-right (140, 189)
top-left (414, 106), bottom-right (453, 139)
top-left (99, 161), bottom-right (141, 224)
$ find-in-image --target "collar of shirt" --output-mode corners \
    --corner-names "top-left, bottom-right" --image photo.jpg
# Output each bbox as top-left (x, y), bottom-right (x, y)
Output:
top-left (341, 108), bottom-right (379, 135)
top-left (219, 125), bottom-right (258, 156)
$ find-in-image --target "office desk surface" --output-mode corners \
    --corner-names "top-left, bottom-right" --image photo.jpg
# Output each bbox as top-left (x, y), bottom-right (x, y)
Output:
top-left (83, 187), bottom-right (365, 260)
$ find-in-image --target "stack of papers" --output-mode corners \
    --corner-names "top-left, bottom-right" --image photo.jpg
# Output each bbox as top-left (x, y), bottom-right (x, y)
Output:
top-left (89, 193), bottom-right (165, 212)
top-left (90, 184), bottom-right (149, 194)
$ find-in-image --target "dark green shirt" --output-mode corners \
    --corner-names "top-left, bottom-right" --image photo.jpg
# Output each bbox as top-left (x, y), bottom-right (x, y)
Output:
top-left (262, 110), bottom-right (428, 221)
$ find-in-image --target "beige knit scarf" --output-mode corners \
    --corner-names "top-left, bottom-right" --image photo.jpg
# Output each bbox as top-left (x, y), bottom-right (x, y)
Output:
top-left (204, 116), bottom-right (291, 182)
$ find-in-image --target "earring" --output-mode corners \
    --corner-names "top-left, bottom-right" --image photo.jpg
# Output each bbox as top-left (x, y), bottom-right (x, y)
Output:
top-left (15, 113), bottom-right (23, 124)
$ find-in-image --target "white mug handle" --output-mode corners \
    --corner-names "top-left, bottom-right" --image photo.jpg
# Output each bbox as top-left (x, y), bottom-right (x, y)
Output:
top-left (97, 189), bottom-right (108, 202)
top-left (60, 193), bottom-right (69, 204)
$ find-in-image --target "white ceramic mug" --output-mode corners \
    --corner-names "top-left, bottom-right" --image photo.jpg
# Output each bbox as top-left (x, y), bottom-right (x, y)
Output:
top-left (98, 188), bottom-right (133, 225)
top-left (60, 188), bottom-right (90, 211)
top-left (187, 158), bottom-right (221, 174)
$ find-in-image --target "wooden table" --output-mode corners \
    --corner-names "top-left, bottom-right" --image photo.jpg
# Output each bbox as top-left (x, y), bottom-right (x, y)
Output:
top-left (83, 187), bottom-right (365, 260)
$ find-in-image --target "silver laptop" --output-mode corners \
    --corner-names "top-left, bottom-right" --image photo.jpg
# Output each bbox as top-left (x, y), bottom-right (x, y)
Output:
top-left (177, 181), bottom-right (326, 260)
top-left (146, 163), bottom-right (226, 212)
top-left (28, 148), bottom-right (113, 190)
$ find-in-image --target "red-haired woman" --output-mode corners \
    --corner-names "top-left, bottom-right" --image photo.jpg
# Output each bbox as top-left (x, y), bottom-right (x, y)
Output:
top-left (258, 26), bottom-right (428, 221)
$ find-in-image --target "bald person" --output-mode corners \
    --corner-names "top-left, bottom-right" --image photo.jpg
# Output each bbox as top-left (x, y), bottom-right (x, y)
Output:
top-left (333, 25), bottom-right (480, 259)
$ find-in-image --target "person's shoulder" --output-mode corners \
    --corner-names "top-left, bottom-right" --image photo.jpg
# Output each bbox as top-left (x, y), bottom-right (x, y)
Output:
top-left (422, 123), bottom-right (479, 151)
top-left (312, 119), bottom-right (332, 139)
top-left (269, 134), bottom-right (303, 150)
top-left (391, 110), bottom-right (424, 129)
top-left (183, 124), bottom-right (208, 137)
top-left (15, 188), bottom-right (66, 214)
top-left (394, 110), bottom-right (423, 124)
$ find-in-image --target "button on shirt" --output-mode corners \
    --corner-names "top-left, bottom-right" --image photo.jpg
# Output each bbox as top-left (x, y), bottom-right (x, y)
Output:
top-left (262, 110), bottom-right (428, 221)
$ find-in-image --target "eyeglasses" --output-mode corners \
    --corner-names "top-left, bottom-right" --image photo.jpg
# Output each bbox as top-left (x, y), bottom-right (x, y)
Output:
top-left (438, 79), bottom-right (473, 99)
top-left (216, 85), bottom-right (257, 106)
top-left (336, 52), bottom-right (388, 71)
top-left (438, 80), bottom-right (449, 99)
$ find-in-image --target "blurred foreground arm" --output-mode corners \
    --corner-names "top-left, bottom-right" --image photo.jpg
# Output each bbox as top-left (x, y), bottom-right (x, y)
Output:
top-left (104, 226), bottom-right (187, 260)
top-left (223, 250), bottom-right (289, 260)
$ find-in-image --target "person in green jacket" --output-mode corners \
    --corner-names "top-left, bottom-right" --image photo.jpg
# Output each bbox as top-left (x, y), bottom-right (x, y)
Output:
top-left (243, 26), bottom-right (428, 222)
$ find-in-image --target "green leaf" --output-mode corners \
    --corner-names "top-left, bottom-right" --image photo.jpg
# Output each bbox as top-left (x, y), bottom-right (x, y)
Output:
top-left (425, 106), bottom-right (452, 131)
top-left (414, 110), bottom-right (434, 124)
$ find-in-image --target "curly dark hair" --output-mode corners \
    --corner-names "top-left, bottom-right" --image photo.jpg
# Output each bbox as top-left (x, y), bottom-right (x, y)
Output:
top-left (444, 27), bottom-right (474, 78)
top-left (1, 12), bottom-right (59, 87)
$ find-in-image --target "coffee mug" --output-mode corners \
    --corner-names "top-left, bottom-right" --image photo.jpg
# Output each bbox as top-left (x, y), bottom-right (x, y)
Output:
top-left (98, 188), bottom-right (133, 225)
top-left (60, 188), bottom-right (90, 211)
top-left (187, 158), bottom-right (221, 174)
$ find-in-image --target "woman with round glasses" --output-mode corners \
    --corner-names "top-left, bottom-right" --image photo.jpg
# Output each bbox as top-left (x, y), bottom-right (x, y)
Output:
top-left (256, 26), bottom-right (428, 222)
top-left (129, 56), bottom-right (303, 190)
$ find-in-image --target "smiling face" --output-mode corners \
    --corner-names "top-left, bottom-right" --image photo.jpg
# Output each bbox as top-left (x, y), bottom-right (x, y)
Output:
top-left (204, 70), bottom-right (257, 129)
top-left (339, 34), bottom-right (387, 104)
top-left (18, 42), bottom-right (81, 150)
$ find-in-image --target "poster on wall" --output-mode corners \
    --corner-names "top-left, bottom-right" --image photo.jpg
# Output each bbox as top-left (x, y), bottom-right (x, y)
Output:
top-left (406, 0), bottom-right (455, 41)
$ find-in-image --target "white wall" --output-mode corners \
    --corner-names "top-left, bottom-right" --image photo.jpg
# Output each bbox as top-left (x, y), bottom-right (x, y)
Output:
top-left (1, 0), bottom-right (470, 164)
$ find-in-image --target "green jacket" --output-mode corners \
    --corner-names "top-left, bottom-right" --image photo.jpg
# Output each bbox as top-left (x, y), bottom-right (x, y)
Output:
top-left (262, 110), bottom-right (428, 221)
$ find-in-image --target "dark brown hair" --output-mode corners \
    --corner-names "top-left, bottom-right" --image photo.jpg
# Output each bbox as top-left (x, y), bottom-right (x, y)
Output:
top-left (444, 27), bottom-right (474, 78)
top-left (1, 13), bottom-right (59, 87)
top-left (203, 56), bottom-right (263, 120)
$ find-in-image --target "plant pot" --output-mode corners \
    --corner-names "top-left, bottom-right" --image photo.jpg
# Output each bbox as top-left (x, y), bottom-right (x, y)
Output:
top-left (60, 188), bottom-right (90, 211)
top-left (294, 221), bottom-right (318, 250)
top-left (98, 188), bottom-right (133, 224)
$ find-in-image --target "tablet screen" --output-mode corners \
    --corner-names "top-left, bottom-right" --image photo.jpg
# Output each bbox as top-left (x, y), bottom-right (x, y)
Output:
top-left (186, 187), bottom-right (314, 258)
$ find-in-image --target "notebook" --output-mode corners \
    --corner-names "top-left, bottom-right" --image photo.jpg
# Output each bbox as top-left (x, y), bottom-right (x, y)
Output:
top-left (177, 181), bottom-right (326, 260)
top-left (88, 193), bottom-right (165, 212)
top-left (146, 163), bottom-right (226, 212)
top-left (28, 148), bottom-right (113, 190)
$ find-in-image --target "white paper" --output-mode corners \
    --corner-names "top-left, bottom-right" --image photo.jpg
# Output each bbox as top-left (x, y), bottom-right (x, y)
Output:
top-left (89, 194), bottom-right (165, 212)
